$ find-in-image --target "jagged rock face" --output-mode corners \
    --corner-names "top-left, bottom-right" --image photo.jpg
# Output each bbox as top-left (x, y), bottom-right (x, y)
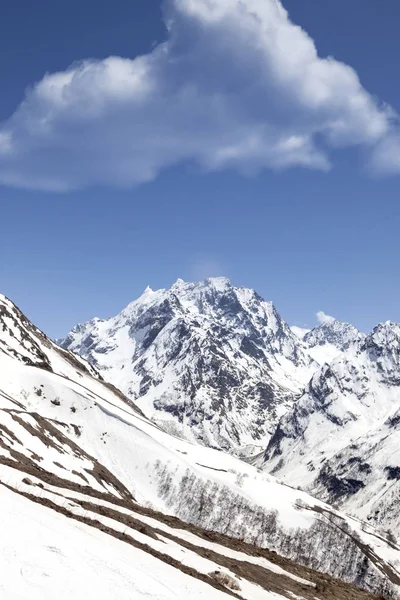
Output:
top-left (261, 321), bottom-right (400, 536)
top-left (60, 278), bottom-right (317, 454)
top-left (302, 317), bottom-right (365, 365)
top-left (304, 318), bottom-right (365, 351)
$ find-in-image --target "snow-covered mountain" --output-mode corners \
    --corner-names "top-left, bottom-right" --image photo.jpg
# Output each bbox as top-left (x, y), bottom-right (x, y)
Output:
top-left (1, 292), bottom-right (399, 599)
top-left (60, 278), bottom-right (318, 455)
top-left (260, 321), bottom-right (400, 539)
top-left (302, 314), bottom-right (365, 365)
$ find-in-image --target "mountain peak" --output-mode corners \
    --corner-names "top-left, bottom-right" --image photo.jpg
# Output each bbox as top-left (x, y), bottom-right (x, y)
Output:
top-left (316, 311), bottom-right (336, 326)
top-left (170, 276), bottom-right (232, 292)
top-left (59, 278), bottom-right (316, 453)
top-left (205, 276), bottom-right (231, 289)
top-left (304, 316), bottom-right (364, 352)
top-left (295, 315), bottom-right (366, 366)
top-left (369, 320), bottom-right (400, 339)
top-left (172, 277), bottom-right (186, 287)
top-left (363, 320), bottom-right (400, 360)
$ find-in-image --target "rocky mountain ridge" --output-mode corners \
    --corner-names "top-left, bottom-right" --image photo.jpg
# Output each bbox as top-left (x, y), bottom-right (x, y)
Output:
top-left (260, 321), bottom-right (400, 538)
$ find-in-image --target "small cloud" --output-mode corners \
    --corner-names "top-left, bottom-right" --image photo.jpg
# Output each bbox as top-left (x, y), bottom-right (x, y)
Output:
top-left (0, 132), bottom-right (12, 154)
top-left (316, 311), bottom-right (335, 325)
top-left (190, 258), bottom-right (225, 281)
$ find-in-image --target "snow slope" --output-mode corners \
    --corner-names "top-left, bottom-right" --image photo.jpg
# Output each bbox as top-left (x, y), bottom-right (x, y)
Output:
top-left (0, 293), bottom-right (399, 598)
top-left (0, 484), bottom-right (234, 600)
top-left (59, 278), bottom-right (318, 455)
top-left (290, 326), bottom-right (310, 340)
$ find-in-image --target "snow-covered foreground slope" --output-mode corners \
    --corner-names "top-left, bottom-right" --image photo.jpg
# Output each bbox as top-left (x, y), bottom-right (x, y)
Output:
top-left (59, 278), bottom-right (317, 455)
top-left (0, 293), bottom-right (399, 598)
top-left (261, 322), bottom-right (400, 539)
top-left (0, 477), bottom-right (382, 600)
top-left (0, 484), bottom-right (235, 600)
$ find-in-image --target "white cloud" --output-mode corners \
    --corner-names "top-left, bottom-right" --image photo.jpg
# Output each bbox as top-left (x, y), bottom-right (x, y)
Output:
top-left (190, 258), bottom-right (225, 281)
top-left (0, 132), bottom-right (12, 154)
top-left (369, 134), bottom-right (400, 175)
top-left (316, 311), bottom-right (335, 325)
top-left (0, 0), bottom-right (398, 191)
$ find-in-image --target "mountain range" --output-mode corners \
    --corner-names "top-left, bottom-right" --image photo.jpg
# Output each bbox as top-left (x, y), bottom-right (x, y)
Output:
top-left (60, 278), bottom-right (367, 456)
top-left (260, 320), bottom-right (400, 538)
top-left (1, 280), bottom-right (400, 599)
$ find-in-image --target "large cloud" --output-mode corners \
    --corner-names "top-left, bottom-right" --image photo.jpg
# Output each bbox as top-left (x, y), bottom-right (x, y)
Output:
top-left (0, 0), bottom-right (397, 191)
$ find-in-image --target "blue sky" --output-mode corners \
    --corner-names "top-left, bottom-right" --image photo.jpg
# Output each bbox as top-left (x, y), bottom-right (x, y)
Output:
top-left (1, 0), bottom-right (400, 337)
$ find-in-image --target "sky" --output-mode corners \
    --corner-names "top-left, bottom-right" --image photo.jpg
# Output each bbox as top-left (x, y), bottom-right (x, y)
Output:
top-left (1, 0), bottom-right (400, 337)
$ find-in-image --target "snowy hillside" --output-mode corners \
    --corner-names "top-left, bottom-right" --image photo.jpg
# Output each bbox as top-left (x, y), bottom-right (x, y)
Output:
top-left (0, 477), bottom-right (385, 600)
top-left (1, 292), bottom-right (399, 598)
top-left (261, 322), bottom-right (400, 539)
top-left (60, 278), bottom-right (318, 455)
top-left (1, 482), bottom-right (330, 600)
